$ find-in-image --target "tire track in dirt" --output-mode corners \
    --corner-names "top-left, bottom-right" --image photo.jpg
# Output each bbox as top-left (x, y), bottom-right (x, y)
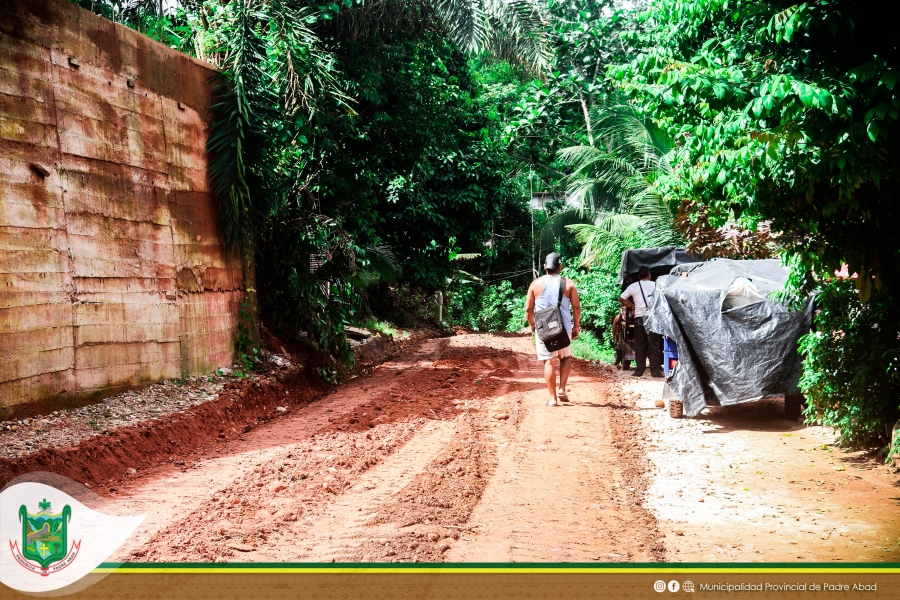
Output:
top-left (286, 420), bottom-right (460, 562)
top-left (290, 342), bottom-right (530, 563)
top-left (444, 336), bottom-right (665, 562)
top-left (126, 338), bottom-right (528, 562)
top-left (112, 339), bottom-right (449, 560)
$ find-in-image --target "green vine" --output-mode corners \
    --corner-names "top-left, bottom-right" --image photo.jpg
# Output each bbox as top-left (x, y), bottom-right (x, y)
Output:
top-left (236, 299), bottom-right (262, 375)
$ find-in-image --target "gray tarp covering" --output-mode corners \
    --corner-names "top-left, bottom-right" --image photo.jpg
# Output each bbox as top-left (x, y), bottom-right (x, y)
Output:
top-left (643, 259), bottom-right (814, 417)
top-left (617, 246), bottom-right (702, 284)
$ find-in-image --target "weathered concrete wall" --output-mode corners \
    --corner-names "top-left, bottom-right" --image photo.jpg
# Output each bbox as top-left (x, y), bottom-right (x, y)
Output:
top-left (0, 0), bottom-right (244, 418)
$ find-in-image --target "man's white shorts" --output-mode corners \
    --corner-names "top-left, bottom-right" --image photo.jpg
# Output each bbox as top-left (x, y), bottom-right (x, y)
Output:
top-left (535, 337), bottom-right (572, 361)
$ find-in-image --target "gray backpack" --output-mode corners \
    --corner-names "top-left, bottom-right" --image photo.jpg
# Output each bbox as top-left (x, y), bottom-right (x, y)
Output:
top-left (534, 278), bottom-right (570, 351)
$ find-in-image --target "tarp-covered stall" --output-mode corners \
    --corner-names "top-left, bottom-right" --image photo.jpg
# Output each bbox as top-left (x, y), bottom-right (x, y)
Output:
top-left (643, 259), bottom-right (814, 417)
top-left (617, 246), bottom-right (701, 285)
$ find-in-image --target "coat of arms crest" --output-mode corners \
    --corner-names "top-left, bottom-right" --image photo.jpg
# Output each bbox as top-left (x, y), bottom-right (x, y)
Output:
top-left (10, 498), bottom-right (79, 576)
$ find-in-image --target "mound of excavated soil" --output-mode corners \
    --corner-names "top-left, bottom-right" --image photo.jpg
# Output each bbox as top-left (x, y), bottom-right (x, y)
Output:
top-left (0, 365), bottom-right (322, 492)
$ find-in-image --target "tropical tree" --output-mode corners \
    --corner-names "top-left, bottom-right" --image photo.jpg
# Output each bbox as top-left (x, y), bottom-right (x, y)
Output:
top-left (204, 0), bottom-right (346, 349)
top-left (542, 107), bottom-right (682, 269)
top-left (498, 0), bottom-right (643, 190)
top-left (609, 0), bottom-right (900, 300)
top-left (608, 0), bottom-right (900, 447)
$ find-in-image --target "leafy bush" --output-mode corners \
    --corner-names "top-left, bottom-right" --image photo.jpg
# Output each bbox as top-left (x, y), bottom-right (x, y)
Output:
top-left (449, 280), bottom-right (526, 332)
top-left (259, 216), bottom-right (356, 366)
top-left (799, 280), bottom-right (900, 449)
top-left (564, 267), bottom-right (621, 339)
top-left (450, 269), bottom-right (620, 342)
top-left (393, 284), bottom-right (441, 326)
top-left (571, 330), bottom-right (613, 363)
top-left (447, 284), bottom-right (478, 328)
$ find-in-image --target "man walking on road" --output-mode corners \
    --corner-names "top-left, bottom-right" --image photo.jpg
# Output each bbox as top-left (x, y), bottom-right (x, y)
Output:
top-left (620, 266), bottom-right (663, 378)
top-left (525, 253), bottom-right (581, 406)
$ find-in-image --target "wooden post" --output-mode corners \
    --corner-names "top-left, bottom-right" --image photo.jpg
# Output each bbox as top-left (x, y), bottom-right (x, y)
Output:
top-left (435, 291), bottom-right (443, 325)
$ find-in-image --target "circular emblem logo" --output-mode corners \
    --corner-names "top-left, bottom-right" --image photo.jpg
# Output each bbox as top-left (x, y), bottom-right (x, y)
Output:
top-left (654, 580), bottom-right (667, 593)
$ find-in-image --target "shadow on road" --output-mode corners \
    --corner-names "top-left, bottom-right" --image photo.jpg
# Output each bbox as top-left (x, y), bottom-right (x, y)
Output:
top-left (695, 398), bottom-right (806, 434)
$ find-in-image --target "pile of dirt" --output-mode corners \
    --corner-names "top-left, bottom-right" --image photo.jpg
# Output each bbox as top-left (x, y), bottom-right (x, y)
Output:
top-left (0, 358), bottom-right (327, 492)
top-left (0, 372), bottom-right (247, 459)
top-left (325, 346), bottom-right (525, 435)
top-left (0, 324), bottom-right (431, 493)
top-left (129, 338), bottom-right (527, 563)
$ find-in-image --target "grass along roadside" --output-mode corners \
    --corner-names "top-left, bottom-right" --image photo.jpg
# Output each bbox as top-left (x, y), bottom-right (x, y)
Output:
top-left (572, 330), bottom-right (614, 363)
top-left (524, 330), bottom-right (615, 364)
top-left (358, 319), bottom-right (411, 340)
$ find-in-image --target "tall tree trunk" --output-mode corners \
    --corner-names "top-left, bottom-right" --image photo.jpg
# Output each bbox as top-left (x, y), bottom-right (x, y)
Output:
top-left (580, 94), bottom-right (594, 147)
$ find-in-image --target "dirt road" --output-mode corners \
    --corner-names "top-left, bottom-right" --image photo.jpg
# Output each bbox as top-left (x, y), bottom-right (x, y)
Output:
top-left (85, 334), bottom-right (898, 563)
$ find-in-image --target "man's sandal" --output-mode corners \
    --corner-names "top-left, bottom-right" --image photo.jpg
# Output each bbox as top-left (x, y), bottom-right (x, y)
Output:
top-left (545, 399), bottom-right (559, 407)
top-left (557, 389), bottom-right (570, 402)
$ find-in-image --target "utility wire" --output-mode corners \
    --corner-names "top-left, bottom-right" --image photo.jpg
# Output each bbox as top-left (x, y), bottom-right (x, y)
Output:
top-left (481, 270), bottom-right (533, 283)
top-left (483, 267), bottom-right (533, 278)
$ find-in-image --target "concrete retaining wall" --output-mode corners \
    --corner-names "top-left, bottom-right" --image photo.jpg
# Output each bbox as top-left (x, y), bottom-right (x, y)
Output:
top-left (0, 0), bottom-right (244, 418)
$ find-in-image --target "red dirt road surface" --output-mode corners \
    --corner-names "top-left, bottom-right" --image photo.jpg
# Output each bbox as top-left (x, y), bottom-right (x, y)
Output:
top-left (4, 333), bottom-right (898, 563)
top-left (110, 334), bottom-right (664, 563)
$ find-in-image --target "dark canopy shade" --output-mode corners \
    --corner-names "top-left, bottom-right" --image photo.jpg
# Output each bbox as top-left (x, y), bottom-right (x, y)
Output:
top-left (617, 246), bottom-right (702, 285)
top-left (643, 259), bottom-right (814, 417)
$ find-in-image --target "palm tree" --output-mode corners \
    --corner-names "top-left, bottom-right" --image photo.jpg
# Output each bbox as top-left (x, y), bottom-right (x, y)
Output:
top-left (203, 0), bottom-right (551, 255)
top-left (431, 0), bottom-right (550, 72)
top-left (540, 106), bottom-right (683, 269)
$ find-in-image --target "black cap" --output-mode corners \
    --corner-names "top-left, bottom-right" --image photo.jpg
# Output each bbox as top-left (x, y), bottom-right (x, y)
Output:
top-left (544, 252), bottom-right (562, 272)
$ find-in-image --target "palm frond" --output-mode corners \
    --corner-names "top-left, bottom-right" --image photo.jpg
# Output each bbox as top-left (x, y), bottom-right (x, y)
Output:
top-left (482, 0), bottom-right (551, 72)
top-left (538, 208), bottom-right (595, 249)
top-left (363, 244), bottom-right (403, 283)
top-left (311, 0), bottom-right (549, 74)
top-left (207, 0), bottom-right (348, 251)
top-left (207, 0), bottom-right (275, 250)
top-left (436, 0), bottom-right (488, 54)
top-left (555, 144), bottom-right (605, 167)
top-left (268, 0), bottom-right (352, 118)
top-left (556, 103), bottom-right (684, 269)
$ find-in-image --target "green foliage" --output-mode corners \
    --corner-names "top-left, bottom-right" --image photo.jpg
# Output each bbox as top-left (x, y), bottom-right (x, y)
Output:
top-left (259, 215), bottom-right (357, 366)
top-left (551, 106), bottom-right (684, 269)
top-left (502, 0), bottom-right (642, 163)
top-left (610, 0), bottom-right (900, 299)
top-left (450, 267), bottom-right (619, 341)
top-left (206, 0), bottom-right (343, 251)
top-left (359, 319), bottom-right (404, 339)
top-left (607, 0), bottom-right (900, 447)
top-left (449, 280), bottom-right (526, 332)
top-left (448, 284), bottom-right (478, 327)
top-left (563, 267), bottom-right (619, 337)
top-left (316, 366), bottom-right (341, 385)
top-left (236, 300), bottom-right (262, 372)
top-left (431, 0), bottom-right (552, 73)
top-left (799, 280), bottom-right (900, 449)
top-left (308, 29), bottom-right (527, 292)
top-left (571, 329), bottom-right (613, 363)
top-left (68, 0), bottom-right (199, 53)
